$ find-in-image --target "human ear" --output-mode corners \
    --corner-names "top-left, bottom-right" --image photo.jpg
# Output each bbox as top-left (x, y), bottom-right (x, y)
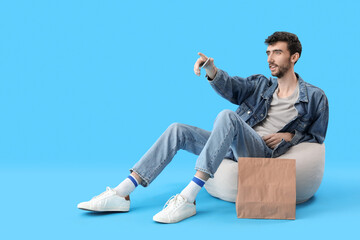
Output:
top-left (291, 53), bottom-right (300, 63)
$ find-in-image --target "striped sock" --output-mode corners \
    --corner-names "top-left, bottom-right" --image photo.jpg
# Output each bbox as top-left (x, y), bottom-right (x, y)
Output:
top-left (114, 175), bottom-right (139, 197)
top-left (180, 176), bottom-right (206, 203)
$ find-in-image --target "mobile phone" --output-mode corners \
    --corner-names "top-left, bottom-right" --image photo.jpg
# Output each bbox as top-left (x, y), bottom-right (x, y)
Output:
top-left (201, 58), bottom-right (210, 69)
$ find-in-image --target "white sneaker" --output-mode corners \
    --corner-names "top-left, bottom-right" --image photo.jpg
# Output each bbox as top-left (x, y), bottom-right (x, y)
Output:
top-left (153, 194), bottom-right (196, 223)
top-left (77, 187), bottom-right (130, 212)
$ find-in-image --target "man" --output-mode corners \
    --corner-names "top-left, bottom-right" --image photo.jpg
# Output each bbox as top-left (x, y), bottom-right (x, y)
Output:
top-left (77, 32), bottom-right (329, 223)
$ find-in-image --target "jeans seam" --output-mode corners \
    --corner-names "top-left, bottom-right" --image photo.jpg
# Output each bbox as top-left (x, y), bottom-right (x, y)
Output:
top-left (208, 114), bottom-right (237, 173)
top-left (149, 138), bottom-right (180, 181)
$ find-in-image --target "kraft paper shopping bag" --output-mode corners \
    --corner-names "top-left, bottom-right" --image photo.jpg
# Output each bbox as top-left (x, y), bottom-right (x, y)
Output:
top-left (236, 157), bottom-right (296, 220)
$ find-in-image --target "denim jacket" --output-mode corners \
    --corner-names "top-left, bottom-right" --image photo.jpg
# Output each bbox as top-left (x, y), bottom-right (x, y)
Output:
top-left (209, 69), bottom-right (329, 158)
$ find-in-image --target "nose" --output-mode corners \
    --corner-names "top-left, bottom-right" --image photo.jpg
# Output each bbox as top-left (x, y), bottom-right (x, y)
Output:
top-left (267, 53), bottom-right (273, 63)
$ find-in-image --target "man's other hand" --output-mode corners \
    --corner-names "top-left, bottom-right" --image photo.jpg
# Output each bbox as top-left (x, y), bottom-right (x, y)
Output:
top-left (262, 132), bottom-right (294, 149)
top-left (194, 52), bottom-right (217, 79)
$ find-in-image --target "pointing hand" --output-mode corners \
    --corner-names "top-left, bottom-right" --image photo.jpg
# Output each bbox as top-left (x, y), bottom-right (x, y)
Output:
top-left (194, 52), bottom-right (218, 79)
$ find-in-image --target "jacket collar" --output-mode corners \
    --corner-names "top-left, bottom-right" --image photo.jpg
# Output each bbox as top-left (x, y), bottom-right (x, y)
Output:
top-left (262, 73), bottom-right (308, 103)
top-left (296, 73), bottom-right (308, 103)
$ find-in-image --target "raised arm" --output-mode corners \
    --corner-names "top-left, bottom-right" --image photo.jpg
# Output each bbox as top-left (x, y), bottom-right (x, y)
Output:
top-left (194, 52), bottom-right (260, 105)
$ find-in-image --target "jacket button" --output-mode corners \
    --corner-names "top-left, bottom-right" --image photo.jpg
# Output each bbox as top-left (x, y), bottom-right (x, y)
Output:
top-left (247, 110), bottom-right (251, 114)
top-left (261, 114), bottom-right (264, 117)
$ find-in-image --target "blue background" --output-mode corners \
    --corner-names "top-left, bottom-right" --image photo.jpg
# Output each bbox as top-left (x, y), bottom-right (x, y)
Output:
top-left (1, 0), bottom-right (359, 239)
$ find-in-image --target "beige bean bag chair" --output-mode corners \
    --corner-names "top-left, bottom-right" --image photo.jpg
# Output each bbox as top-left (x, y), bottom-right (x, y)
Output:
top-left (205, 142), bottom-right (325, 204)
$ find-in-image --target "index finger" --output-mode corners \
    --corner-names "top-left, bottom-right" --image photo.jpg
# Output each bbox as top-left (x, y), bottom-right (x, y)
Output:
top-left (198, 52), bottom-right (208, 60)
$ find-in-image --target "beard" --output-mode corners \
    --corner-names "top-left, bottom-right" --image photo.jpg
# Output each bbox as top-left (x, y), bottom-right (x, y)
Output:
top-left (271, 60), bottom-right (291, 78)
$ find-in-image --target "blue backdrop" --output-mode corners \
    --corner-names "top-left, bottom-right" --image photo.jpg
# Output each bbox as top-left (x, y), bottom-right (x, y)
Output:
top-left (1, 0), bottom-right (359, 239)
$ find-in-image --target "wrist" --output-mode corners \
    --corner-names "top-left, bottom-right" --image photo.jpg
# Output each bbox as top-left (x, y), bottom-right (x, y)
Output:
top-left (205, 66), bottom-right (218, 80)
top-left (285, 132), bottom-right (294, 142)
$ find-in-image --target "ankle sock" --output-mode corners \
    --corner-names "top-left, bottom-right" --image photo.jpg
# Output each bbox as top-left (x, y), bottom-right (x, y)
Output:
top-left (114, 175), bottom-right (139, 197)
top-left (180, 176), bottom-right (206, 203)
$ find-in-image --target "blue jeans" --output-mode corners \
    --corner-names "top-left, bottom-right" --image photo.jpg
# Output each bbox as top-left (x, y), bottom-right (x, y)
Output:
top-left (130, 109), bottom-right (273, 187)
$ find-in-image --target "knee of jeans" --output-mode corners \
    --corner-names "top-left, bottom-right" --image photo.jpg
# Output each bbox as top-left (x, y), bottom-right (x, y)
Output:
top-left (168, 122), bottom-right (183, 130)
top-left (167, 122), bottom-right (187, 135)
top-left (167, 123), bottom-right (188, 145)
top-left (216, 109), bottom-right (238, 123)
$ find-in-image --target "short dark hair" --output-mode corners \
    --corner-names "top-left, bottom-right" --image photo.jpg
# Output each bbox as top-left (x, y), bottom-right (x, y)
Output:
top-left (265, 31), bottom-right (302, 62)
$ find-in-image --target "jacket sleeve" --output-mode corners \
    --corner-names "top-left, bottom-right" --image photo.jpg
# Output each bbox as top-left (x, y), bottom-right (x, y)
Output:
top-left (209, 69), bottom-right (260, 105)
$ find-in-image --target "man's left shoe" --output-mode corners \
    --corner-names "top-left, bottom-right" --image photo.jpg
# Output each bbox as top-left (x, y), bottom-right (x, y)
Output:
top-left (153, 194), bottom-right (196, 223)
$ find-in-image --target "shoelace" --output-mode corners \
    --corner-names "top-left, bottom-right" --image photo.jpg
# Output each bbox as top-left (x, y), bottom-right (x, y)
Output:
top-left (162, 194), bottom-right (185, 211)
top-left (91, 187), bottom-right (112, 200)
top-left (162, 195), bottom-right (176, 210)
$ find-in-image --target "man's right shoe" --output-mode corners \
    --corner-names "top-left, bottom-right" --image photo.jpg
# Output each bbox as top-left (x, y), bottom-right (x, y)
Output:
top-left (77, 187), bottom-right (130, 212)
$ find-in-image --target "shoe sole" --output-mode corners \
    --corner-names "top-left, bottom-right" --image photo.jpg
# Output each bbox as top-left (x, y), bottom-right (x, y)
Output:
top-left (78, 207), bottom-right (129, 212)
top-left (153, 211), bottom-right (196, 224)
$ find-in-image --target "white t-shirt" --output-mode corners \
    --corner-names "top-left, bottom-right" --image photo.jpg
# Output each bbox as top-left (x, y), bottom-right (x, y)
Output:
top-left (253, 82), bottom-right (299, 137)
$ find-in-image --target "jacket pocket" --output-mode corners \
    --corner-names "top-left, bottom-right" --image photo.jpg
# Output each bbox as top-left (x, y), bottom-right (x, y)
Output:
top-left (236, 102), bottom-right (252, 122)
